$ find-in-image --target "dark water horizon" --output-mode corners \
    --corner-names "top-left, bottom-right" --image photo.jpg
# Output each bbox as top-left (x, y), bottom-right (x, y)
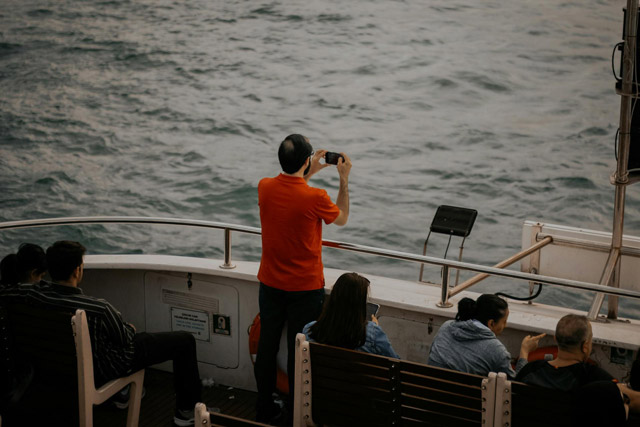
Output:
top-left (1, 0), bottom-right (639, 317)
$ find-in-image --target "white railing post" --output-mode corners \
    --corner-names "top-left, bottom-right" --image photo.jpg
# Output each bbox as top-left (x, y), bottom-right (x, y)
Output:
top-left (220, 228), bottom-right (236, 269)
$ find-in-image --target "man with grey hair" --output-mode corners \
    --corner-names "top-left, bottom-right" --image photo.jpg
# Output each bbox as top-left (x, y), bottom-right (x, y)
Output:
top-left (515, 314), bottom-right (614, 391)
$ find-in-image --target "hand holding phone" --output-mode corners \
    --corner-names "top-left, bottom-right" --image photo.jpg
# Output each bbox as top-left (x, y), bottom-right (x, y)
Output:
top-left (366, 302), bottom-right (380, 320)
top-left (325, 151), bottom-right (345, 165)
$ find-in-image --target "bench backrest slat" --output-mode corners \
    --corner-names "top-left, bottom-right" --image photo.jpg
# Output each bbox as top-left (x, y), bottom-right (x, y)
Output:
top-left (400, 404), bottom-right (482, 427)
top-left (312, 374), bottom-right (393, 400)
top-left (399, 361), bottom-right (483, 388)
top-left (399, 360), bottom-right (484, 425)
top-left (313, 397), bottom-right (395, 427)
top-left (295, 334), bottom-right (488, 427)
top-left (310, 342), bottom-right (394, 367)
top-left (402, 386), bottom-right (481, 413)
top-left (309, 341), bottom-right (398, 426)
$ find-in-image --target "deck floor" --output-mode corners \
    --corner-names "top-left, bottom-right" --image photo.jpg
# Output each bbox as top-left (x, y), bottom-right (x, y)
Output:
top-left (95, 368), bottom-right (258, 427)
top-left (1, 368), bottom-right (258, 427)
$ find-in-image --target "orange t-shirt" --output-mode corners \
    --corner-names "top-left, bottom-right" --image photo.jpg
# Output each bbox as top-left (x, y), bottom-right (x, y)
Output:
top-left (257, 174), bottom-right (340, 291)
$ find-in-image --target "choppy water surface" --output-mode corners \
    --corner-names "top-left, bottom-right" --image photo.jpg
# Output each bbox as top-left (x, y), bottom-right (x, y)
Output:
top-left (1, 0), bottom-right (639, 316)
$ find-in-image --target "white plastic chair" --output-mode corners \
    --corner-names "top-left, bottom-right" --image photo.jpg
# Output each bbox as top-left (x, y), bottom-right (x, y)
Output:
top-left (71, 309), bottom-right (145, 427)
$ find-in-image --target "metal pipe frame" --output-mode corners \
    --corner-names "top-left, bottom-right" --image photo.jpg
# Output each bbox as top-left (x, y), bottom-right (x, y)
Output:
top-left (2, 216), bottom-right (640, 304)
top-left (436, 265), bottom-right (452, 308)
top-left (448, 236), bottom-right (553, 298)
top-left (536, 232), bottom-right (640, 258)
top-left (220, 228), bottom-right (236, 269)
top-left (587, 249), bottom-right (621, 319)
top-left (0, 216), bottom-right (263, 235)
top-left (591, 0), bottom-right (639, 319)
top-left (418, 231), bottom-right (432, 283)
top-left (454, 237), bottom-right (466, 287)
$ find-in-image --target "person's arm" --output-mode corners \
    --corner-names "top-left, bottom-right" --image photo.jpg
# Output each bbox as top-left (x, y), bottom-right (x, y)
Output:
top-left (507, 333), bottom-right (545, 377)
top-left (304, 150), bottom-right (329, 182)
top-left (103, 300), bottom-right (136, 346)
top-left (619, 383), bottom-right (640, 415)
top-left (496, 352), bottom-right (519, 379)
top-left (519, 333), bottom-right (546, 360)
top-left (370, 323), bottom-right (400, 359)
top-left (332, 153), bottom-right (352, 226)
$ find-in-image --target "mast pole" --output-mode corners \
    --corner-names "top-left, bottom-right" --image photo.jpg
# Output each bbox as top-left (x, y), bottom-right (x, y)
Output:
top-left (588, 0), bottom-right (637, 320)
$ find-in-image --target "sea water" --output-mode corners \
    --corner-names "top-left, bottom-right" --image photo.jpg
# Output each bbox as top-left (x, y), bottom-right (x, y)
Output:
top-left (1, 0), bottom-right (638, 316)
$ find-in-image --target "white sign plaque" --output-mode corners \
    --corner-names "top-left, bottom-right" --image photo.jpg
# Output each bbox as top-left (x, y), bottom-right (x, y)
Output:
top-left (171, 307), bottom-right (210, 342)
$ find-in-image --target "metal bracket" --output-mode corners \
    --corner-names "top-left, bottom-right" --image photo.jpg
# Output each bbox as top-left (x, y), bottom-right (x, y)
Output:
top-left (481, 372), bottom-right (497, 426)
top-left (494, 372), bottom-right (512, 427)
top-left (528, 225), bottom-right (543, 304)
top-left (293, 334), bottom-right (314, 427)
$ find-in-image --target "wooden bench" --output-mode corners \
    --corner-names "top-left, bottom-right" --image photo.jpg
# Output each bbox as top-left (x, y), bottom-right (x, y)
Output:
top-left (494, 373), bottom-right (578, 427)
top-left (293, 333), bottom-right (496, 427)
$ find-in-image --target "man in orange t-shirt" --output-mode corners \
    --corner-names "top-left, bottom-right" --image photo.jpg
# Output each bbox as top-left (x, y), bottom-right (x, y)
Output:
top-left (255, 134), bottom-right (351, 423)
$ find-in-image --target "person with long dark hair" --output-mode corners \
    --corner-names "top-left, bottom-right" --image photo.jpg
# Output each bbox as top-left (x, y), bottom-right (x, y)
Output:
top-left (302, 272), bottom-right (399, 358)
top-left (0, 243), bottom-right (47, 288)
top-left (0, 243), bottom-right (46, 418)
top-left (428, 294), bottom-right (544, 378)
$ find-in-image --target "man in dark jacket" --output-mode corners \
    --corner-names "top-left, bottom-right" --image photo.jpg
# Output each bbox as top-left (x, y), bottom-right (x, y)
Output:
top-left (516, 314), bottom-right (613, 391)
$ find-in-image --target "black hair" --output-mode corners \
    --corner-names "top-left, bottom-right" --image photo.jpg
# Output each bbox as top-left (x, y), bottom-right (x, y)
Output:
top-left (0, 243), bottom-right (47, 287)
top-left (278, 134), bottom-right (313, 174)
top-left (0, 253), bottom-right (19, 287)
top-left (456, 294), bottom-right (508, 326)
top-left (555, 314), bottom-right (591, 352)
top-left (16, 243), bottom-right (47, 283)
top-left (309, 273), bottom-right (370, 349)
top-left (46, 241), bottom-right (86, 282)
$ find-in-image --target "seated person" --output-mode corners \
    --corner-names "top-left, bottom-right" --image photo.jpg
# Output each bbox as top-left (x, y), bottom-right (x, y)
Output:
top-left (302, 272), bottom-right (399, 358)
top-left (515, 314), bottom-right (613, 391)
top-left (428, 294), bottom-right (544, 378)
top-left (1, 243), bottom-right (46, 412)
top-left (0, 243), bottom-right (47, 288)
top-left (0, 241), bottom-right (206, 426)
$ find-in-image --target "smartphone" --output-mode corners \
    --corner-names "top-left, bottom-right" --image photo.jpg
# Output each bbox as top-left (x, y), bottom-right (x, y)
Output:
top-left (366, 302), bottom-right (380, 318)
top-left (325, 152), bottom-right (344, 165)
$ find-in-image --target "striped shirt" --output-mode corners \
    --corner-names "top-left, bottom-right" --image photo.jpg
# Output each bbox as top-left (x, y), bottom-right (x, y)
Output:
top-left (0, 281), bottom-right (136, 386)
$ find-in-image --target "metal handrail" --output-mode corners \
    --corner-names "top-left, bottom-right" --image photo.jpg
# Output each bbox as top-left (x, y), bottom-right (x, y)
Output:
top-left (536, 232), bottom-right (640, 258)
top-left (448, 236), bottom-right (553, 298)
top-left (2, 216), bottom-right (640, 304)
top-left (0, 216), bottom-right (263, 235)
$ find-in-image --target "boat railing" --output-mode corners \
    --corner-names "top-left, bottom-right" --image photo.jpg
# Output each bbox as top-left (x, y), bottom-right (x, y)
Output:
top-left (2, 216), bottom-right (640, 310)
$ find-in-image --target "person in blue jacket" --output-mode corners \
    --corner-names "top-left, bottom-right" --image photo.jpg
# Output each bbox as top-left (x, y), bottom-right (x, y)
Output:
top-left (302, 272), bottom-right (399, 358)
top-left (428, 294), bottom-right (544, 378)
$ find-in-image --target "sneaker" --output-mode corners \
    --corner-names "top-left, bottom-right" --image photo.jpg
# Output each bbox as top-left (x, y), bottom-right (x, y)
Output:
top-left (111, 384), bottom-right (146, 409)
top-left (174, 406), bottom-right (220, 426)
top-left (256, 400), bottom-right (287, 426)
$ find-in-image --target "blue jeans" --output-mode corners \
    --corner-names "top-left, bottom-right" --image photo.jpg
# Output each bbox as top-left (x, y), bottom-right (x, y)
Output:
top-left (254, 283), bottom-right (324, 420)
